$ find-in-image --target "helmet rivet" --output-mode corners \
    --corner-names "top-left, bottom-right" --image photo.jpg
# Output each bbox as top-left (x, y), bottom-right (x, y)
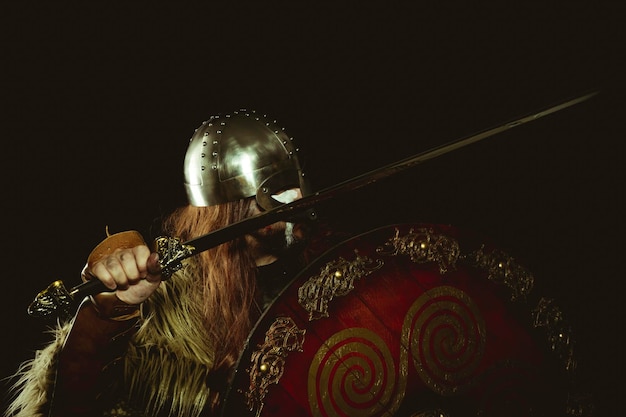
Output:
top-left (203, 132), bottom-right (209, 136)
top-left (262, 187), bottom-right (269, 193)
top-left (202, 141), bottom-right (207, 146)
top-left (201, 153), bottom-right (205, 158)
top-left (211, 164), bottom-right (217, 170)
top-left (212, 140), bottom-right (218, 145)
top-left (212, 152), bottom-right (217, 157)
top-left (217, 130), bottom-right (222, 134)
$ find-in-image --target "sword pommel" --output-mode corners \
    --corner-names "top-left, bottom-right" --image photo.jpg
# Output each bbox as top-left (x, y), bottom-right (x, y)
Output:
top-left (27, 280), bottom-right (74, 321)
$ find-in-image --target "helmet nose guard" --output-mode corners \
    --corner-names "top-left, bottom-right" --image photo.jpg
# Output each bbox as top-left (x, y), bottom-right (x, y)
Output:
top-left (184, 109), bottom-right (311, 210)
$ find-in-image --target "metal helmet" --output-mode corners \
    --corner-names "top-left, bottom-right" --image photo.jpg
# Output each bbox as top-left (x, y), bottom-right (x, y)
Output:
top-left (184, 109), bottom-right (311, 210)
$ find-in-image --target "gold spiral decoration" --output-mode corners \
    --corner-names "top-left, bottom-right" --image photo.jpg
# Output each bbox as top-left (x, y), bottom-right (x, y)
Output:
top-left (404, 285), bottom-right (486, 396)
top-left (308, 328), bottom-right (400, 417)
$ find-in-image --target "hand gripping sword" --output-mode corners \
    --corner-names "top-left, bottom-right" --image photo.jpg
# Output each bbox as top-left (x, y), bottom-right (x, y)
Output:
top-left (27, 91), bottom-right (598, 320)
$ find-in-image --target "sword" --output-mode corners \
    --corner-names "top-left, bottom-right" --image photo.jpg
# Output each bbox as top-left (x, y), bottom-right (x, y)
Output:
top-left (27, 90), bottom-right (598, 320)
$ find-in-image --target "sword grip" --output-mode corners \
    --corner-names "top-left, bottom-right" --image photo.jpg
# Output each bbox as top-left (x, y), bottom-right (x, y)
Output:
top-left (69, 278), bottom-right (113, 299)
top-left (27, 278), bottom-right (113, 320)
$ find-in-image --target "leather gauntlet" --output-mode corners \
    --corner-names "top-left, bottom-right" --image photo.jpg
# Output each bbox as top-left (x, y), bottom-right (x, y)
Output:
top-left (82, 230), bottom-right (147, 321)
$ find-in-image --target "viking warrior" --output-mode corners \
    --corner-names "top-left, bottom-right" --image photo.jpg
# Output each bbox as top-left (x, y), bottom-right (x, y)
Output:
top-left (5, 110), bottom-right (336, 416)
top-left (6, 94), bottom-right (596, 416)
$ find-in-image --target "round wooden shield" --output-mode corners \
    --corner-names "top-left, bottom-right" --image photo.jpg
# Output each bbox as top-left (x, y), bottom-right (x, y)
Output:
top-left (220, 223), bottom-right (588, 417)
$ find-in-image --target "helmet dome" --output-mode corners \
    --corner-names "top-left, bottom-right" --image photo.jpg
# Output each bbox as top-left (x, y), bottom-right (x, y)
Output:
top-left (184, 109), bottom-right (310, 210)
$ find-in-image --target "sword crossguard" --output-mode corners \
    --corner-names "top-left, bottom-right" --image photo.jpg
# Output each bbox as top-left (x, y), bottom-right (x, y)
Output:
top-left (153, 236), bottom-right (196, 278)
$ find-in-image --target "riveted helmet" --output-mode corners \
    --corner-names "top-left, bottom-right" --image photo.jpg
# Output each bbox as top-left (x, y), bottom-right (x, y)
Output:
top-left (184, 109), bottom-right (311, 210)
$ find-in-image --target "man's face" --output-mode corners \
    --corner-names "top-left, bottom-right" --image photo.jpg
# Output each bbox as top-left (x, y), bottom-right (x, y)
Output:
top-left (247, 188), bottom-right (307, 265)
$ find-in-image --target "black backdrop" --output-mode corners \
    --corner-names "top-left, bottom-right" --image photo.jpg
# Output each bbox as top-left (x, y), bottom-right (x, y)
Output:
top-left (1, 4), bottom-right (623, 415)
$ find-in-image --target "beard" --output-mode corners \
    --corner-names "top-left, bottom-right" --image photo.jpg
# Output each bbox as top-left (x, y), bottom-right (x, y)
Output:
top-left (249, 221), bottom-right (310, 259)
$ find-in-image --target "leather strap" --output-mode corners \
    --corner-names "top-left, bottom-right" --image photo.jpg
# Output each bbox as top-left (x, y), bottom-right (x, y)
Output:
top-left (83, 230), bottom-right (147, 321)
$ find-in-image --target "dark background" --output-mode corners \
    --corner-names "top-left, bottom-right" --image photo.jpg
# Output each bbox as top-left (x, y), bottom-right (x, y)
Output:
top-left (1, 4), bottom-right (623, 415)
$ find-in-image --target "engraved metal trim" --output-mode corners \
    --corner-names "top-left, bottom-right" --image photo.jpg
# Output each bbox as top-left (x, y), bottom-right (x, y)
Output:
top-left (245, 316), bottom-right (306, 417)
top-left (532, 297), bottom-right (577, 374)
top-left (297, 252), bottom-right (384, 321)
top-left (153, 236), bottom-right (196, 278)
top-left (27, 280), bottom-right (74, 321)
top-left (376, 227), bottom-right (461, 274)
top-left (464, 245), bottom-right (534, 301)
top-left (466, 247), bottom-right (588, 413)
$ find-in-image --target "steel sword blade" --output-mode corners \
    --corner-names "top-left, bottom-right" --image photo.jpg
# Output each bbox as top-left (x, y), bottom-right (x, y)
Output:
top-left (184, 90), bottom-right (599, 254)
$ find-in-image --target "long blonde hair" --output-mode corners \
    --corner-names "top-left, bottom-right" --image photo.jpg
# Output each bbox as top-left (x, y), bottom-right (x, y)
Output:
top-left (161, 199), bottom-right (259, 374)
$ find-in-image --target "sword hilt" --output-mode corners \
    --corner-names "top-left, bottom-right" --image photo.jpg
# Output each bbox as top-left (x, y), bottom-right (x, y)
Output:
top-left (27, 236), bottom-right (196, 320)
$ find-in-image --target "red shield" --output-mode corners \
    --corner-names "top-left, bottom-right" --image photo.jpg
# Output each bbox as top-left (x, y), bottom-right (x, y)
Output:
top-left (221, 223), bottom-right (586, 416)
